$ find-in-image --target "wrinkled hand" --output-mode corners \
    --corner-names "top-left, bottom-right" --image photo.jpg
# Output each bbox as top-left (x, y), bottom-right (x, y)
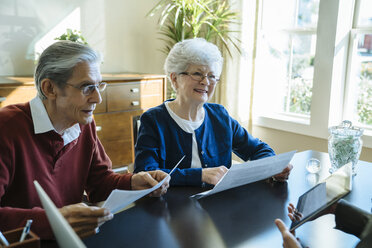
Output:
top-left (131, 170), bottom-right (170, 197)
top-left (59, 203), bottom-right (113, 238)
top-left (275, 219), bottom-right (302, 248)
top-left (202, 166), bottom-right (228, 185)
top-left (272, 164), bottom-right (293, 182)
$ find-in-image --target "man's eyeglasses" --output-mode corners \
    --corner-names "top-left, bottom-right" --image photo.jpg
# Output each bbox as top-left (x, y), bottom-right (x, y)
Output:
top-left (179, 72), bottom-right (220, 84)
top-left (66, 82), bottom-right (107, 96)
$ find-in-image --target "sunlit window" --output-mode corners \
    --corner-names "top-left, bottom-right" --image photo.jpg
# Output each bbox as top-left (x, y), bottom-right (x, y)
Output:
top-left (345, 0), bottom-right (372, 128)
top-left (254, 0), bottom-right (319, 118)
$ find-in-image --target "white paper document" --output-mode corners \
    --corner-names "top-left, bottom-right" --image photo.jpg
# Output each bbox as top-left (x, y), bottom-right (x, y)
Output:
top-left (191, 151), bottom-right (296, 199)
top-left (103, 155), bottom-right (185, 214)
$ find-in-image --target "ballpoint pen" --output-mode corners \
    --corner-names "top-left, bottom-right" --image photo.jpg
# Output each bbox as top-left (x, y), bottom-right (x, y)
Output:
top-left (0, 230), bottom-right (9, 246)
top-left (19, 219), bottom-right (33, 242)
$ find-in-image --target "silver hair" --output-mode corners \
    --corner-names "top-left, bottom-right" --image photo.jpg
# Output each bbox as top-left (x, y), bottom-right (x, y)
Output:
top-left (34, 41), bottom-right (101, 99)
top-left (164, 38), bottom-right (224, 78)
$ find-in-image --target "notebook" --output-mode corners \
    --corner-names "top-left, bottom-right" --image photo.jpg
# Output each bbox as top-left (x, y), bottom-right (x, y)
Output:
top-left (290, 162), bottom-right (352, 231)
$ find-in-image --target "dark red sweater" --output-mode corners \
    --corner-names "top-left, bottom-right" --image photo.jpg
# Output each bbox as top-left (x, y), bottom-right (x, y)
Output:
top-left (0, 103), bottom-right (132, 239)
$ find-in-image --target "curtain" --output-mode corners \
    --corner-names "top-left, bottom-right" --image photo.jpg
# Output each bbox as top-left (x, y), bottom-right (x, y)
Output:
top-left (212, 0), bottom-right (259, 134)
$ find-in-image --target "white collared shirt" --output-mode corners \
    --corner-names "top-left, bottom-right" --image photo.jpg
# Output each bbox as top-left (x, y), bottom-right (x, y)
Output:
top-left (30, 96), bottom-right (81, 146)
top-left (165, 101), bottom-right (204, 168)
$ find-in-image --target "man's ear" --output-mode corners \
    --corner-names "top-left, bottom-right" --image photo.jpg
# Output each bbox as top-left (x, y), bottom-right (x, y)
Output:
top-left (40, 79), bottom-right (57, 100)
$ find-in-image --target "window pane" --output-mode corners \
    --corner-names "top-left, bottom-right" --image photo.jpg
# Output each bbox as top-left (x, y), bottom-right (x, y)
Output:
top-left (262, 0), bottom-right (319, 29)
top-left (285, 35), bottom-right (316, 115)
top-left (254, 32), bottom-right (290, 115)
top-left (262, 0), bottom-right (297, 29)
top-left (297, 0), bottom-right (319, 28)
top-left (351, 34), bottom-right (372, 126)
top-left (255, 0), bottom-right (319, 118)
top-left (357, 0), bottom-right (372, 26)
top-left (254, 33), bottom-right (316, 116)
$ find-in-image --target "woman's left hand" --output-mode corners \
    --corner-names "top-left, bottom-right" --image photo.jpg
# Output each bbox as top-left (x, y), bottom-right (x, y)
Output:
top-left (272, 164), bottom-right (293, 182)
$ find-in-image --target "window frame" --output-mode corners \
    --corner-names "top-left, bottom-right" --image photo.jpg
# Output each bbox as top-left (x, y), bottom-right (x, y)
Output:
top-left (251, 0), bottom-right (372, 148)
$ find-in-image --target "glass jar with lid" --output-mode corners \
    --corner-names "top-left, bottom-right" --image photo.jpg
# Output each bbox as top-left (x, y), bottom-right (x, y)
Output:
top-left (328, 120), bottom-right (363, 175)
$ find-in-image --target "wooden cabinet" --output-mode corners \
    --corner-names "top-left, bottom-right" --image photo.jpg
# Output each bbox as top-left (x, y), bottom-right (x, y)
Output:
top-left (0, 81), bottom-right (37, 108)
top-left (0, 74), bottom-right (167, 170)
top-left (96, 74), bottom-right (166, 169)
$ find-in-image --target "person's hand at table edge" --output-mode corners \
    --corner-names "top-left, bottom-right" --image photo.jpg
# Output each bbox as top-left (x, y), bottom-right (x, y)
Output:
top-left (131, 170), bottom-right (170, 197)
top-left (202, 166), bottom-right (228, 185)
top-left (272, 164), bottom-right (293, 182)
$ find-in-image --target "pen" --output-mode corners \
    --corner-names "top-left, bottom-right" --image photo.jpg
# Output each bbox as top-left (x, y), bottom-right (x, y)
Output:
top-left (0, 230), bottom-right (9, 246)
top-left (19, 219), bottom-right (33, 242)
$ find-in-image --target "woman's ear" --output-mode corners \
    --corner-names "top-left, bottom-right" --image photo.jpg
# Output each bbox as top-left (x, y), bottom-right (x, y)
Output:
top-left (170, 72), bottom-right (178, 90)
top-left (40, 79), bottom-right (57, 100)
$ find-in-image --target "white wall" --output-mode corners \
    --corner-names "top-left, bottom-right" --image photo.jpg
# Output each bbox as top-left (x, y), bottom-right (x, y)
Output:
top-left (0, 0), bottom-right (165, 76)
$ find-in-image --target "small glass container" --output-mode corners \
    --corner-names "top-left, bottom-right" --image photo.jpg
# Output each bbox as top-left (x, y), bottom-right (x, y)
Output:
top-left (328, 120), bottom-right (363, 175)
top-left (306, 158), bottom-right (321, 173)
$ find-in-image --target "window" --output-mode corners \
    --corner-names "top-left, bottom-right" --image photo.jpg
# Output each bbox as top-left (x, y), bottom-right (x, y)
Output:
top-left (254, 0), bottom-right (319, 120)
top-left (344, 0), bottom-right (372, 129)
top-left (249, 0), bottom-right (372, 148)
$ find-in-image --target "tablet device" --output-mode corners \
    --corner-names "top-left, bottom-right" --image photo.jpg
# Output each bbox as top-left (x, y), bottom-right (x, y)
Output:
top-left (33, 181), bottom-right (86, 248)
top-left (290, 162), bottom-right (352, 231)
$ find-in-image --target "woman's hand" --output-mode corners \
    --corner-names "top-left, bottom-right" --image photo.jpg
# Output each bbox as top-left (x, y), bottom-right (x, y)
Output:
top-left (272, 164), bottom-right (293, 182)
top-left (59, 203), bottom-right (113, 238)
top-left (202, 166), bottom-right (228, 185)
top-left (131, 170), bottom-right (170, 197)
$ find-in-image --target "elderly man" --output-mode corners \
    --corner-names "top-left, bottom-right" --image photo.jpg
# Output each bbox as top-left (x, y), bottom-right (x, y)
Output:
top-left (0, 41), bottom-right (169, 239)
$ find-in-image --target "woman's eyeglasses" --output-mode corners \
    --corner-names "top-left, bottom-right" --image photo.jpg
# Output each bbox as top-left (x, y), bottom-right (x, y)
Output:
top-left (179, 72), bottom-right (220, 84)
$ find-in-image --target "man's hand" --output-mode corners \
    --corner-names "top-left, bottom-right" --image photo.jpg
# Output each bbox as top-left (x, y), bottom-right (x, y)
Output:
top-left (288, 203), bottom-right (303, 221)
top-left (131, 170), bottom-right (170, 197)
top-left (59, 203), bottom-right (113, 238)
top-left (272, 164), bottom-right (293, 182)
top-left (202, 166), bottom-right (228, 185)
top-left (287, 201), bottom-right (338, 223)
top-left (275, 219), bottom-right (302, 248)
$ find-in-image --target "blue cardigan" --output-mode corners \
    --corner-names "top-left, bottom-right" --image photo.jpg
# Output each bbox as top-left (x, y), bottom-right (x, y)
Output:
top-left (134, 102), bottom-right (275, 186)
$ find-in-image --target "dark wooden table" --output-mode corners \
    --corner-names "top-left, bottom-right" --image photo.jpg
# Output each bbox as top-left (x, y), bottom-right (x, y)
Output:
top-left (47, 150), bottom-right (372, 248)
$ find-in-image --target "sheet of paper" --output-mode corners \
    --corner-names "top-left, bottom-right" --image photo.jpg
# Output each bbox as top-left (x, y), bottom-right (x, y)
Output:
top-left (191, 151), bottom-right (296, 199)
top-left (103, 155), bottom-right (185, 214)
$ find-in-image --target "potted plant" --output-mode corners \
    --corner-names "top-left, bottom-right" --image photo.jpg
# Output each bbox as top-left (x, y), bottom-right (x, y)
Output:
top-left (148, 0), bottom-right (241, 57)
top-left (55, 29), bottom-right (88, 45)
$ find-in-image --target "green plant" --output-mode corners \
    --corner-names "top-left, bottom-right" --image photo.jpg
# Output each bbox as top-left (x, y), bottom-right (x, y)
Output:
top-left (147, 0), bottom-right (241, 57)
top-left (55, 29), bottom-right (88, 44)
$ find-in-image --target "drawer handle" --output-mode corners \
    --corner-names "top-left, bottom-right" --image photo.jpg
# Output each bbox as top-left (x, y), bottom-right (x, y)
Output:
top-left (130, 88), bottom-right (139, 93)
top-left (0, 97), bottom-right (6, 103)
top-left (131, 101), bottom-right (140, 106)
top-left (96, 126), bottom-right (102, 132)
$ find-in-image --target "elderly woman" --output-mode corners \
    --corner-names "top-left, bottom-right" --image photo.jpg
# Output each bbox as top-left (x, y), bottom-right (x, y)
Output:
top-left (134, 38), bottom-right (292, 186)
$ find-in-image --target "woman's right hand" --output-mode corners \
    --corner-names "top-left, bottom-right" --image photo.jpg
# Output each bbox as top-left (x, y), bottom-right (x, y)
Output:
top-left (202, 166), bottom-right (228, 185)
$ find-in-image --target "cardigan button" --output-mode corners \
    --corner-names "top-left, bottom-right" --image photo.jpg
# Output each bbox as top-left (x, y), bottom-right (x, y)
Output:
top-left (201, 151), bottom-right (204, 155)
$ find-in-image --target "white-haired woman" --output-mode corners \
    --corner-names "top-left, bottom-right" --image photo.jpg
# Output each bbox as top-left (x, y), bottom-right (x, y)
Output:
top-left (134, 38), bottom-right (292, 186)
